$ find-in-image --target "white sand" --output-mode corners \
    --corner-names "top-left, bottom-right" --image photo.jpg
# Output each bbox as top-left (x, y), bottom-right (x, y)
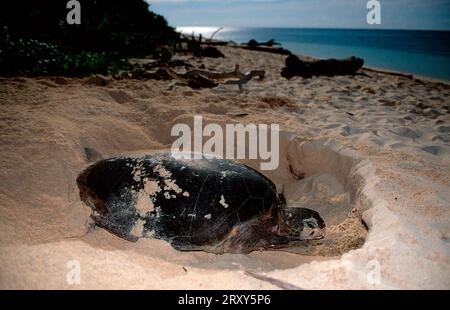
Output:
top-left (0, 46), bottom-right (449, 289)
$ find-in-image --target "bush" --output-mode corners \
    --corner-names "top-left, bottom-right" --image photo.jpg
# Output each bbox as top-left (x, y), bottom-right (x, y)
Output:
top-left (0, 30), bottom-right (130, 76)
top-left (153, 47), bottom-right (173, 63)
top-left (0, 0), bottom-right (179, 76)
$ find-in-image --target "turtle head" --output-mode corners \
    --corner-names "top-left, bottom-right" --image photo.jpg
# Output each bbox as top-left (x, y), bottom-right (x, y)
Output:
top-left (278, 207), bottom-right (326, 241)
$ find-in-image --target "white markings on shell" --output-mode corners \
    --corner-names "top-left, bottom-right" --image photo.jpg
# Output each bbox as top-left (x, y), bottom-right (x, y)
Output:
top-left (153, 164), bottom-right (172, 178)
top-left (220, 171), bottom-right (229, 179)
top-left (135, 191), bottom-right (155, 217)
top-left (163, 179), bottom-right (182, 194)
top-left (153, 206), bottom-right (162, 219)
top-left (220, 170), bottom-right (238, 179)
top-left (154, 164), bottom-right (187, 200)
top-left (130, 218), bottom-right (146, 238)
top-left (135, 179), bottom-right (161, 216)
top-left (219, 195), bottom-right (229, 208)
top-left (133, 171), bottom-right (142, 182)
top-left (144, 229), bottom-right (156, 238)
top-left (133, 162), bottom-right (190, 217)
top-left (204, 214), bottom-right (212, 220)
top-left (131, 160), bottom-right (145, 182)
top-left (144, 179), bottom-right (161, 196)
top-left (163, 191), bottom-right (176, 199)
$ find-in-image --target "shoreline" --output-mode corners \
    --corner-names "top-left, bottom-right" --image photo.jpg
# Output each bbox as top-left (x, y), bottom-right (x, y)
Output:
top-left (362, 66), bottom-right (450, 86)
top-left (187, 29), bottom-right (450, 83)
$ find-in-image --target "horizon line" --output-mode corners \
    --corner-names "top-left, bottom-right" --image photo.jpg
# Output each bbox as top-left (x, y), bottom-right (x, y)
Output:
top-left (174, 25), bottom-right (450, 32)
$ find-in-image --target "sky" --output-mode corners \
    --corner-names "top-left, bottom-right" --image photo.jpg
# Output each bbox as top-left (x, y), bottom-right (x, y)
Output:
top-left (146, 0), bottom-right (450, 30)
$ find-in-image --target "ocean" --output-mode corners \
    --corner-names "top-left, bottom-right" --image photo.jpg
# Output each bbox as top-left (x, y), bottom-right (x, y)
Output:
top-left (177, 27), bottom-right (450, 81)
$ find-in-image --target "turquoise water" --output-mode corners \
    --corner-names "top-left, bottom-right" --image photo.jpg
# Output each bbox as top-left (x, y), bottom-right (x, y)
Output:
top-left (178, 27), bottom-right (450, 80)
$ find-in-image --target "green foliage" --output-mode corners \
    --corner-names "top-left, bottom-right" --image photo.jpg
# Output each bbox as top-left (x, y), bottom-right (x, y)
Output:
top-left (153, 47), bottom-right (173, 63)
top-left (0, 0), bottom-right (179, 76)
top-left (1, 29), bottom-right (130, 76)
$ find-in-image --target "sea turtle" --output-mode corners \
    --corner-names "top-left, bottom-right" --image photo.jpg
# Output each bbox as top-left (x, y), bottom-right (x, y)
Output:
top-left (76, 153), bottom-right (325, 254)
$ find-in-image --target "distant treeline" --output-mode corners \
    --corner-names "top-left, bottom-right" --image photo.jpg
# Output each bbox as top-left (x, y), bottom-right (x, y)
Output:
top-left (0, 0), bottom-right (178, 76)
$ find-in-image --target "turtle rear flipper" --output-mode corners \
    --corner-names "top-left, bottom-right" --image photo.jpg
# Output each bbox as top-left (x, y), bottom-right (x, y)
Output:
top-left (84, 147), bottom-right (103, 163)
top-left (91, 213), bottom-right (139, 242)
top-left (217, 219), bottom-right (290, 254)
top-left (170, 236), bottom-right (224, 254)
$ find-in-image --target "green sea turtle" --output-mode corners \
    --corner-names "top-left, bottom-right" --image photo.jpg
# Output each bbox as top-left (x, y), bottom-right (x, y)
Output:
top-left (76, 153), bottom-right (325, 254)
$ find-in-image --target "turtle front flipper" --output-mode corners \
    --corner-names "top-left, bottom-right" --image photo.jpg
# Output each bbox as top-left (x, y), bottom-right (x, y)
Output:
top-left (213, 218), bottom-right (290, 254)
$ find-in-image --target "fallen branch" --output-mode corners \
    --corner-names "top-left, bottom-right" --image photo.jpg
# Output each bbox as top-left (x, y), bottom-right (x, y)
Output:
top-left (209, 27), bottom-right (224, 42)
top-left (164, 65), bottom-right (265, 90)
top-left (223, 69), bottom-right (265, 91)
top-left (179, 32), bottom-right (225, 58)
top-left (363, 67), bottom-right (413, 79)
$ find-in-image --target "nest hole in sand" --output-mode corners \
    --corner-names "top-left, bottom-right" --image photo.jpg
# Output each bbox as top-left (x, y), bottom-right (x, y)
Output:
top-left (241, 133), bottom-right (369, 260)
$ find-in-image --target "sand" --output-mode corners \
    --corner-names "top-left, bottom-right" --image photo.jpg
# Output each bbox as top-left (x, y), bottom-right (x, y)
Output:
top-left (0, 46), bottom-right (449, 289)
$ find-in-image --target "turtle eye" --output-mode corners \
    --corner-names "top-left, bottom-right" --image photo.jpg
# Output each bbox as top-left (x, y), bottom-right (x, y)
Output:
top-left (303, 218), bottom-right (318, 228)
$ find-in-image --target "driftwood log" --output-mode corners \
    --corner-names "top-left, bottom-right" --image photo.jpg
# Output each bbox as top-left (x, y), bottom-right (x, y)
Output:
top-left (247, 39), bottom-right (280, 47)
top-left (164, 65), bottom-right (265, 90)
top-left (114, 60), bottom-right (265, 90)
top-left (281, 55), bottom-right (364, 79)
top-left (184, 33), bottom-right (225, 58)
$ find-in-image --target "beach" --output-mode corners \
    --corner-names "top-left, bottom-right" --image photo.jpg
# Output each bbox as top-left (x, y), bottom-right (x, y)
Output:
top-left (0, 46), bottom-right (449, 289)
top-left (178, 27), bottom-right (450, 81)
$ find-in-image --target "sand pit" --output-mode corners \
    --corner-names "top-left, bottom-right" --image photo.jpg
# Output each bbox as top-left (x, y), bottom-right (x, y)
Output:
top-left (238, 134), bottom-right (368, 258)
top-left (1, 46), bottom-right (449, 289)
